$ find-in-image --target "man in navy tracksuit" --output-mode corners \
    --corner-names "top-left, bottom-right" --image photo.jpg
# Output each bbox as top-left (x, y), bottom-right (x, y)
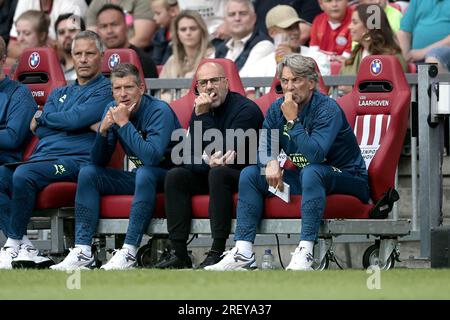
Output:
top-left (51, 63), bottom-right (181, 271)
top-left (0, 31), bottom-right (113, 269)
top-left (0, 37), bottom-right (37, 166)
top-left (155, 61), bottom-right (264, 269)
top-left (206, 54), bottom-right (370, 271)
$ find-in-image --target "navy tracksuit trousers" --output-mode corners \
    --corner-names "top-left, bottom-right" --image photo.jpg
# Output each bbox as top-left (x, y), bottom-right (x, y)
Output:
top-left (0, 159), bottom-right (80, 239)
top-left (234, 164), bottom-right (370, 242)
top-left (74, 164), bottom-right (167, 247)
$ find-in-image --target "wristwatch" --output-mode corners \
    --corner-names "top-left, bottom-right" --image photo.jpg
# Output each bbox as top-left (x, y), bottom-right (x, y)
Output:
top-left (286, 118), bottom-right (299, 130)
top-left (34, 110), bottom-right (43, 125)
top-left (34, 110), bottom-right (43, 120)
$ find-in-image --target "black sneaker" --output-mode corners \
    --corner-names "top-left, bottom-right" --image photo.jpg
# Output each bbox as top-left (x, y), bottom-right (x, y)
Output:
top-left (197, 250), bottom-right (222, 269)
top-left (153, 250), bottom-right (192, 269)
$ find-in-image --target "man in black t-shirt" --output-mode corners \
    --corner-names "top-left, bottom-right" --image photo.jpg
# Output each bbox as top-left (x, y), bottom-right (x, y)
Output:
top-left (96, 4), bottom-right (158, 79)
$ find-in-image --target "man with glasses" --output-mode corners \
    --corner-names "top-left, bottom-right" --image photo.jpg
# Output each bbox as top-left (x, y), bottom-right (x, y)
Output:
top-left (155, 61), bottom-right (264, 269)
top-left (55, 13), bottom-right (85, 80)
top-left (51, 63), bottom-right (181, 271)
top-left (206, 54), bottom-right (370, 271)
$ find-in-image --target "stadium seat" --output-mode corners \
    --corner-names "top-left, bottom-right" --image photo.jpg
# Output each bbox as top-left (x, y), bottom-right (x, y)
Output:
top-left (101, 48), bottom-right (146, 90)
top-left (10, 48), bottom-right (74, 210)
top-left (156, 65), bottom-right (163, 76)
top-left (254, 62), bottom-right (329, 115)
top-left (407, 62), bottom-right (417, 73)
top-left (263, 55), bottom-right (410, 219)
top-left (3, 66), bottom-right (11, 76)
top-left (170, 58), bottom-right (246, 129)
top-left (11, 47), bottom-right (66, 106)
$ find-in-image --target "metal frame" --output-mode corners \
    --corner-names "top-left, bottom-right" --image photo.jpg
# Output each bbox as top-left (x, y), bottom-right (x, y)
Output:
top-left (24, 71), bottom-right (450, 267)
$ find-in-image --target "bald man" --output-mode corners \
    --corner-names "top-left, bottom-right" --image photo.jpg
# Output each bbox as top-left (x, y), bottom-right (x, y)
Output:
top-left (155, 62), bottom-right (264, 269)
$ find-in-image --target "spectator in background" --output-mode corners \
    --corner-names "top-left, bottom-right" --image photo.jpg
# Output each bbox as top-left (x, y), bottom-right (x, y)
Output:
top-left (86, 0), bottom-right (156, 50)
top-left (0, 36), bottom-right (37, 166)
top-left (5, 10), bottom-right (50, 70)
top-left (159, 10), bottom-right (214, 102)
top-left (96, 4), bottom-right (158, 79)
top-left (246, 5), bottom-right (330, 79)
top-left (215, 0), bottom-right (273, 77)
top-left (290, 0), bottom-right (323, 45)
top-left (55, 14), bottom-right (86, 81)
top-left (310, 0), bottom-right (353, 62)
top-left (253, 0), bottom-right (322, 46)
top-left (151, 0), bottom-right (180, 65)
top-left (0, 0), bottom-right (18, 47)
top-left (7, 0), bottom-right (87, 64)
top-left (358, 0), bottom-right (402, 33)
top-left (397, 0), bottom-right (450, 73)
top-left (338, 4), bottom-right (406, 95)
top-left (177, 0), bottom-right (228, 47)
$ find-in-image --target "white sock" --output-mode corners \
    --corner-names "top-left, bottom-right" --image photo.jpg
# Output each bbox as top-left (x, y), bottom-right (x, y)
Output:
top-left (75, 244), bottom-right (92, 257)
top-left (298, 240), bottom-right (314, 254)
top-left (122, 244), bottom-right (137, 256)
top-left (236, 240), bottom-right (253, 258)
top-left (21, 235), bottom-right (33, 247)
top-left (4, 238), bottom-right (21, 250)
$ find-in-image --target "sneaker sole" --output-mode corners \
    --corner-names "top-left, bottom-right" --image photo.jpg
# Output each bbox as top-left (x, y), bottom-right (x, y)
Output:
top-left (12, 259), bottom-right (55, 270)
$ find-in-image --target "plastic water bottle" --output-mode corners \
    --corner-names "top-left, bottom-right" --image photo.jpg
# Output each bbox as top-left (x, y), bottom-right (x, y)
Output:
top-left (261, 249), bottom-right (275, 270)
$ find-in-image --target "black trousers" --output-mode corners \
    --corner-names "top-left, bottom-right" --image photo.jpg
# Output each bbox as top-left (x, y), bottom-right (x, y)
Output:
top-left (165, 166), bottom-right (241, 241)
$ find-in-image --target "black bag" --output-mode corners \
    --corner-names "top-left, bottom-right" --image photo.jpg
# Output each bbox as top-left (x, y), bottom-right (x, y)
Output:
top-left (369, 188), bottom-right (400, 219)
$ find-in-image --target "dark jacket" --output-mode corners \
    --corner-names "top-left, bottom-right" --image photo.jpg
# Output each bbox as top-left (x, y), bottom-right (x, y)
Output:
top-left (0, 76), bottom-right (37, 164)
top-left (91, 94), bottom-right (181, 169)
top-left (31, 74), bottom-right (113, 162)
top-left (183, 91), bottom-right (264, 174)
top-left (215, 29), bottom-right (271, 71)
top-left (151, 28), bottom-right (172, 66)
top-left (129, 44), bottom-right (158, 79)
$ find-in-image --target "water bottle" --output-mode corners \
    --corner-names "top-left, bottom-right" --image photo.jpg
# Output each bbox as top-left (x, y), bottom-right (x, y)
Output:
top-left (261, 249), bottom-right (275, 270)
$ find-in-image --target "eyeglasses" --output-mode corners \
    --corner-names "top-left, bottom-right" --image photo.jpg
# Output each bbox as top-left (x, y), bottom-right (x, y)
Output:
top-left (196, 77), bottom-right (226, 88)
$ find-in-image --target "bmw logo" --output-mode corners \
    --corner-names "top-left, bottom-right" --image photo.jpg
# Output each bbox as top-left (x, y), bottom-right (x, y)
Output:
top-left (108, 53), bottom-right (120, 70)
top-left (370, 59), bottom-right (382, 76)
top-left (28, 52), bottom-right (40, 69)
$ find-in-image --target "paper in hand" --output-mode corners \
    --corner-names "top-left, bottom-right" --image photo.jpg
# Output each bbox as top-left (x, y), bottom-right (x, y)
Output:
top-left (268, 182), bottom-right (290, 203)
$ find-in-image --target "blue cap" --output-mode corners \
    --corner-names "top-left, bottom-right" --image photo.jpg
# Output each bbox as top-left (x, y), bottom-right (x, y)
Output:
top-left (265, 249), bottom-right (272, 254)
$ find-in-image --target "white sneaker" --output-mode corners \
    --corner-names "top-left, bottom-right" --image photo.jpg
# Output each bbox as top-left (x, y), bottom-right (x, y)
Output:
top-left (286, 246), bottom-right (314, 271)
top-left (12, 244), bottom-right (54, 269)
top-left (0, 247), bottom-right (19, 270)
top-left (204, 247), bottom-right (257, 271)
top-left (50, 247), bottom-right (94, 271)
top-left (100, 248), bottom-right (137, 270)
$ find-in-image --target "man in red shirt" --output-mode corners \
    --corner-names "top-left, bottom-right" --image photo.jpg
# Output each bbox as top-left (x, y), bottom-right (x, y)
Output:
top-left (309, 0), bottom-right (352, 63)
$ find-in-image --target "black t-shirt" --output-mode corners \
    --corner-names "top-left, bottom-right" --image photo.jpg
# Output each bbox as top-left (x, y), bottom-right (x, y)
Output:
top-left (291, 0), bottom-right (323, 24)
top-left (0, 0), bottom-right (18, 45)
top-left (129, 44), bottom-right (158, 79)
top-left (253, 0), bottom-right (322, 36)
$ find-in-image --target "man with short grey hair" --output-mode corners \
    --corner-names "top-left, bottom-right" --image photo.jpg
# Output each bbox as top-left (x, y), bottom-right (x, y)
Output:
top-left (0, 30), bottom-right (113, 270)
top-left (206, 54), bottom-right (370, 271)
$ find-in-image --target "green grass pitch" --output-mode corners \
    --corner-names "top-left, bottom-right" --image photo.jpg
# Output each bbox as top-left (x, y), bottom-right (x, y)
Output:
top-left (1, 269), bottom-right (450, 300)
